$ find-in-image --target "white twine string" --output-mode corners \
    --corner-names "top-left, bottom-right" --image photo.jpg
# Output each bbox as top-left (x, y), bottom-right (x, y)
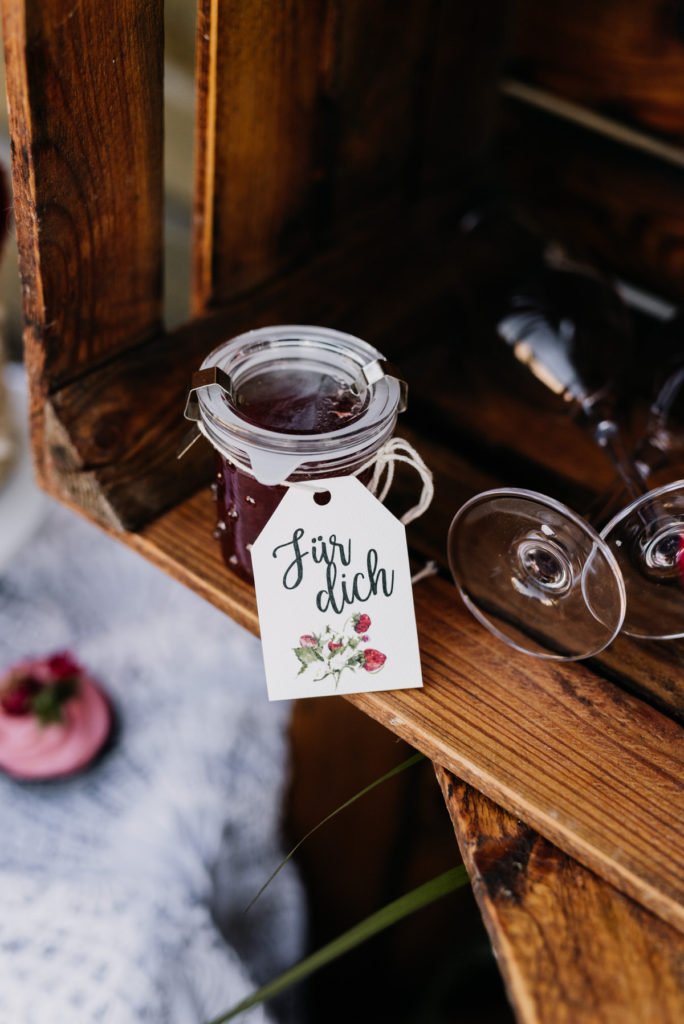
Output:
top-left (411, 560), bottom-right (439, 585)
top-left (351, 436), bottom-right (434, 525)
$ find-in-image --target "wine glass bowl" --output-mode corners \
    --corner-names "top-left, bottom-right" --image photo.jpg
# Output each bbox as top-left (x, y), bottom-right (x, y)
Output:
top-left (601, 480), bottom-right (684, 639)
top-left (448, 489), bottom-right (627, 660)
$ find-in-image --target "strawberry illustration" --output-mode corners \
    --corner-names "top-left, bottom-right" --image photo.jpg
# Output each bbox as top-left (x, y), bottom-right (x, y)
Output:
top-left (293, 613), bottom-right (387, 686)
top-left (363, 649), bottom-right (386, 673)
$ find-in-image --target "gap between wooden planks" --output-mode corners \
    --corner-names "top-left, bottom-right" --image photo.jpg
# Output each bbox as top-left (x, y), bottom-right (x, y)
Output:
top-left (85, 482), bottom-right (684, 937)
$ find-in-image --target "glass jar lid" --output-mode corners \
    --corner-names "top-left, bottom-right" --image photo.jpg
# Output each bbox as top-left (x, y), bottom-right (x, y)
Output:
top-left (184, 325), bottom-right (406, 484)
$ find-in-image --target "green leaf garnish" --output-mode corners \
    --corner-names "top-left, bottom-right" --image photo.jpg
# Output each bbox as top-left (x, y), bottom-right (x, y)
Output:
top-left (31, 678), bottom-right (79, 726)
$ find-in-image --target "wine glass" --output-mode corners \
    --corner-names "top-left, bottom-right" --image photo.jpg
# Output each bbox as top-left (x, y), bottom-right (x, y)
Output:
top-left (449, 212), bottom-right (638, 660)
top-left (451, 218), bottom-right (684, 656)
top-left (453, 350), bottom-right (684, 653)
top-left (599, 322), bottom-right (684, 639)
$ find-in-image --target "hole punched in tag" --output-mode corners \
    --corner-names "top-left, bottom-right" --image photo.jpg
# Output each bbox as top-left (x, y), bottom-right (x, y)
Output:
top-left (314, 490), bottom-right (332, 506)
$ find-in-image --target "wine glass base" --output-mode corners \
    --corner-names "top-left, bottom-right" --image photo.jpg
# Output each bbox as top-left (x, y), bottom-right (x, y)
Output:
top-left (449, 488), bottom-right (626, 660)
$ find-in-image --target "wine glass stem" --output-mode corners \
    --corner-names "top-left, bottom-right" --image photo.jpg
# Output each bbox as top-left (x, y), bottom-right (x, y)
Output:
top-left (587, 419), bottom-right (650, 529)
top-left (586, 418), bottom-right (683, 583)
top-left (592, 420), bottom-right (647, 502)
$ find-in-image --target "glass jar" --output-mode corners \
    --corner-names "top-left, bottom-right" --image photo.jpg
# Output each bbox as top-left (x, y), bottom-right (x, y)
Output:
top-left (187, 325), bottom-right (405, 581)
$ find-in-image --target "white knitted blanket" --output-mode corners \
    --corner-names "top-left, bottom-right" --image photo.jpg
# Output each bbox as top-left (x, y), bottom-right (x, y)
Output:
top-left (0, 501), bottom-right (305, 1023)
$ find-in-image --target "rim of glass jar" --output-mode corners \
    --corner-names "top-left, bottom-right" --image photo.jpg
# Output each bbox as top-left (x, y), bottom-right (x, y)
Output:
top-left (195, 325), bottom-right (402, 473)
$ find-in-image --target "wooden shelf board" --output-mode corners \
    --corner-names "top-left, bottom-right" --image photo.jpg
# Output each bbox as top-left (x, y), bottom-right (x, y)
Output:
top-left (88, 477), bottom-right (684, 937)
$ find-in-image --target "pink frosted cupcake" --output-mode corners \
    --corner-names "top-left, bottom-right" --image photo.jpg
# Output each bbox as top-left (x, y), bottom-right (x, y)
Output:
top-left (0, 652), bottom-right (113, 780)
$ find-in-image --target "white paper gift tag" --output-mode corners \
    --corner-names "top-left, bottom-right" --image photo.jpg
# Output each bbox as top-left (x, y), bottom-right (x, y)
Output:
top-left (251, 476), bottom-right (423, 701)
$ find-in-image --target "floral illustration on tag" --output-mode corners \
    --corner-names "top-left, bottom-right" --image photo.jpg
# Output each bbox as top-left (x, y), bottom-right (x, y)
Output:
top-left (293, 612), bottom-right (387, 688)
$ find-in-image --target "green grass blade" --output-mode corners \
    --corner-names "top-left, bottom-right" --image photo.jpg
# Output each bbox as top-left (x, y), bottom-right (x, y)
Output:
top-left (209, 864), bottom-right (469, 1024)
top-left (244, 750), bottom-right (425, 913)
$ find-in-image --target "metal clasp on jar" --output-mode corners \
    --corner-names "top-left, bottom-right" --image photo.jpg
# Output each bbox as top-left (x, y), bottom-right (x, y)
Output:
top-left (177, 358), bottom-right (407, 460)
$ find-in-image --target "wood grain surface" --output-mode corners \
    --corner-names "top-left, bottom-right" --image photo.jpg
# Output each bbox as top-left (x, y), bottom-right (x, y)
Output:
top-left (508, 0), bottom-right (684, 144)
top-left (436, 765), bottom-right (684, 1024)
top-left (322, 0), bottom-right (442, 220)
top-left (1, 0), bottom-right (164, 386)
top-left (500, 102), bottom-right (684, 304)
top-left (420, 0), bottom-right (507, 193)
top-left (1, 0), bottom-right (164, 485)
top-left (399, 343), bottom-right (615, 503)
top-left (6, 0), bottom-right (684, 1003)
top-left (191, 0), bottom-right (503, 314)
top-left (192, 0), bottom-right (329, 312)
top-left (82, 482), bottom-right (684, 937)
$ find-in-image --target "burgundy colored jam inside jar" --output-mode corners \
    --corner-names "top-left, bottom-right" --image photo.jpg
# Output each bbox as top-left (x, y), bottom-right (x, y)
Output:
top-left (191, 326), bottom-right (404, 581)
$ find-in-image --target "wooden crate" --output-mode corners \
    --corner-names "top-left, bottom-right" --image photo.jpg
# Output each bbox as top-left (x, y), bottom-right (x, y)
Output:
top-left (2, 1), bottom-right (683, 1019)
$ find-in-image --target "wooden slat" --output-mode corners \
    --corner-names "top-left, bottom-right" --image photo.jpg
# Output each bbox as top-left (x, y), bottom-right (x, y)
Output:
top-left (1, 0), bottom-right (164, 394)
top-left (501, 79), bottom-right (684, 173)
top-left (499, 102), bottom-right (684, 304)
top-left (191, 0), bottom-right (503, 315)
top-left (436, 766), bottom-right (684, 1024)
top-left (399, 340), bottom-right (614, 502)
top-left (327, 1), bottom-right (441, 218)
top-left (598, 635), bottom-right (684, 724)
top-left (509, 0), bottom-right (684, 144)
top-left (421, 0), bottom-right (507, 191)
top-left (80, 483), bottom-right (684, 936)
top-left (192, 0), bottom-right (329, 312)
top-left (288, 700), bottom-right (417, 933)
top-left (329, 0), bottom-right (509, 213)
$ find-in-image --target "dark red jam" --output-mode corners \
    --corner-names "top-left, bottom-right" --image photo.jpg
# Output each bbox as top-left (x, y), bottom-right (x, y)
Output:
top-left (213, 369), bottom-right (369, 581)
top-left (233, 368), bottom-right (366, 433)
